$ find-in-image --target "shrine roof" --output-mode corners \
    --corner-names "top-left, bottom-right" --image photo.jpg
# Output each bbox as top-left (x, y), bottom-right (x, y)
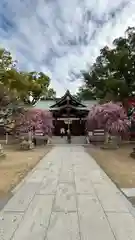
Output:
top-left (34, 100), bottom-right (55, 110)
top-left (34, 90), bottom-right (97, 110)
top-left (50, 90), bottom-right (86, 108)
top-left (34, 99), bottom-right (97, 110)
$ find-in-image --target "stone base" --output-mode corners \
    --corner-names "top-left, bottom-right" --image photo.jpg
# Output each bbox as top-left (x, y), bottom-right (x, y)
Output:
top-left (130, 152), bottom-right (135, 159)
top-left (0, 153), bottom-right (6, 159)
top-left (101, 143), bottom-right (119, 150)
top-left (20, 140), bottom-right (34, 151)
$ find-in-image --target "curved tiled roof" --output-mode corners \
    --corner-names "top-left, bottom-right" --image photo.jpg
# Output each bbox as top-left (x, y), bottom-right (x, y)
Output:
top-left (34, 100), bottom-right (97, 110)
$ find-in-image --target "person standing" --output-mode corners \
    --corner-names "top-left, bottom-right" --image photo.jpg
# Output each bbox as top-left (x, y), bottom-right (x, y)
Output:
top-left (67, 128), bottom-right (71, 143)
top-left (60, 127), bottom-right (65, 138)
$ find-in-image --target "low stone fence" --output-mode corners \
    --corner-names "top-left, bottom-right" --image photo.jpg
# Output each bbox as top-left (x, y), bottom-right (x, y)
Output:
top-left (20, 133), bottom-right (49, 145)
top-left (0, 135), bottom-right (19, 145)
top-left (0, 133), bottom-right (50, 146)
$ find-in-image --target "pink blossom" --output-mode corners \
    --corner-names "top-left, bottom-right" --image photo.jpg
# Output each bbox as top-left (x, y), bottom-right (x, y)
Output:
top-left (14, 108), bottom-right (53, 136)
top-left (87, 102), bottom-right (131, 137)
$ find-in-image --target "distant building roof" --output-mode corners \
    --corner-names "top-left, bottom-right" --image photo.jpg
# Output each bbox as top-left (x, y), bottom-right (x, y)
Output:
top-left (34, 99), bottom-right (97, 110)
top-left (34, 100), bottom-right (55, 110)
top-left (34, 90), bottom-right (97, 110)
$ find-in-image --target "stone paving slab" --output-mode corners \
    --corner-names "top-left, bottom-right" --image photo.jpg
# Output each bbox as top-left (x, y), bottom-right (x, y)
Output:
top-left (26, 169), bottom-right (49, 183)
top-left (1, 145), bottom-right (135, 240)
top-left (0, 212), bottom-right (23, 240)
top-left (59, 166), bottom-right (74, 182)
top-left (38, 177), bottom-right (58, 195)
top-left (78, 195), bottom-right (115, 240)
top-left (3, 182), bottom-right (39, 212)
top-left (107, 212), bottom-right (135, 240)
top-left (88, 169), bottom-right (114, 184)
top-left (12, 195), bottom-right (54, 240)
top-left (94, 183), bottom-right (129, 213)
top-left (75, 175), bottom-right (96, 195)
top-left (54, 183), bottom-right (77, 212)
top-left (46, 212), bottom-right (80, 240)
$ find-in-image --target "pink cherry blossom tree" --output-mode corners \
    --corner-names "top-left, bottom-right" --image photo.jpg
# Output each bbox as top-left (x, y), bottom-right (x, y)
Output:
top-left (87, 102), bottom-right (131, 140)
top-left (14, 108), bottom-right (53, 136)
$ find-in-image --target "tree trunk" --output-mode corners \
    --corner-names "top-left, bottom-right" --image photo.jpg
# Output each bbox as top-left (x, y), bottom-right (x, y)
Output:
top-left (104, 132), bottom-right (110, 144)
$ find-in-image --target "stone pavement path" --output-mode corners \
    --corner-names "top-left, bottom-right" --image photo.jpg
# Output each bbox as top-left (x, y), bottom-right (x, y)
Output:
top-left (50, 136), bottom-right (86, 144)
top-left (1, 146), bottom-right (135, 240)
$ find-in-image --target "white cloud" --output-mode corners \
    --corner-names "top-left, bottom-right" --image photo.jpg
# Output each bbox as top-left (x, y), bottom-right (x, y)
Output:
top-left (0, 0), bottom-right (135, 96)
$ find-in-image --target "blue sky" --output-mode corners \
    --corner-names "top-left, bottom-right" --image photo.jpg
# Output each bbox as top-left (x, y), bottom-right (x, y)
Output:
top-left (0, 0), bottom-right (135, 96)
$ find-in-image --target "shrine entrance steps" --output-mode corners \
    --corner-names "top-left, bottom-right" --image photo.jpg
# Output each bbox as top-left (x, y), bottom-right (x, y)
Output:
top-left (50, 136), bottom-right (87, 145)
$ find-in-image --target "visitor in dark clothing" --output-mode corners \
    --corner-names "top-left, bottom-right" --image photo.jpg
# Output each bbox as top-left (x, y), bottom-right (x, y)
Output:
top-left (67, 129), bottom-right (71, 143)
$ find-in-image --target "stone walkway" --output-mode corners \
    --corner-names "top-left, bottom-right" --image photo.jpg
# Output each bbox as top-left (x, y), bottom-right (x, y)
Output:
top-left (50, 136), bottom-right (86, 145)
top-left (1, 146), bottom-right (135, 240)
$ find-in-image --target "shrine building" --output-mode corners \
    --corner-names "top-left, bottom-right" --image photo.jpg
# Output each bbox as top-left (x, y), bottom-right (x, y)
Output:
top-left (34, 90), bottom-right (97, 136)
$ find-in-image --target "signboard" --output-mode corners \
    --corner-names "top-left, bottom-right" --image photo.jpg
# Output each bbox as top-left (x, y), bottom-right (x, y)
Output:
top-left (35, 130), bottom-right (43, 136)
top-left (64, 119), bottom-right (72, 124)
top-left (57, 118), bottom-right (86, 120)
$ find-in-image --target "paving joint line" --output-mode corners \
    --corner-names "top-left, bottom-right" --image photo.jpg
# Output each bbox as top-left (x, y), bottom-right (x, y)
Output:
top-left (44, 155), bottom-right (63, 240)
top-left (72, 159), bottom-right (82, 240)
top-left (9, 182), bottom-right (41, 240)
top-left (92, 181), bottom-right (118, 240)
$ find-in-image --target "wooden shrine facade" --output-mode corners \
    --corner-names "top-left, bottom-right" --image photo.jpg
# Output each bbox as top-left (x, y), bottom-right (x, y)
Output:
top-left (49, 90), bottom-right (89, 136)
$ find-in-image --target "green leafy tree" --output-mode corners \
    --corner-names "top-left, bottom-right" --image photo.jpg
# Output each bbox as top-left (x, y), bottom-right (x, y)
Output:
top-left (41, 88), bottom-right (56, 100)
top-left (46, 88), bottom-right (56, 99)
top-left (0, 47), bottom-right (52, 132)
top-left (76, 85), bottom-right (96, 100)
top-left (81, 27), bottom-right (135, 103)
top-left (20, 71), bottom-right (51, 105)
